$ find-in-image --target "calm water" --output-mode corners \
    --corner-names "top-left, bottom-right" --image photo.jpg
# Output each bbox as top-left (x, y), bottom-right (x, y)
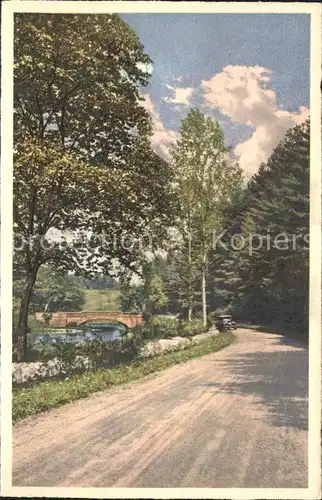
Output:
top-left (28, 323), bottom-right (128, 347)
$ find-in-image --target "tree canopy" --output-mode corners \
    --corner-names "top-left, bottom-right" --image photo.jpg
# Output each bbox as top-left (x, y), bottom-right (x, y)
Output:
top-left (209, 119), bottom-right (310, 332)
top-left (14, 13), bottom-right (153, 164)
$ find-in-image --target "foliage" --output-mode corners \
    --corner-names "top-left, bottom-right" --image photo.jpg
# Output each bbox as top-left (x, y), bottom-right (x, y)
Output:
top-left (13, 332), bottom-right (235, 422)
top-left (13, 138), bottom-right (122, 358)
top-left (130, 315), bottom-right (209, 342)
top-left (119, 280), bottom-right (143, 313)
top-left (171, 109), bottom-right (243, 325)
top-left (178, 319), bottom-right (209, 337)
top-left (50, 337), bottom-right (139, 376)
top-left (161, 245), bottom-right (200, 319)
top-left (150, 315), bottom-right (179, 336)
top-left (14, 13), bottom-right (177, 276)
top-left (143, 274), bottom-right (168, 320)
top-left (82, 275), bottom-right (119, 290)
top-left (120, 258), bottom-right (168, 319)
top-left (29, 266), bottom-right (85, 313)
top-left (132, 315), bottom-right (179, 340)
top-left (14, 13), bottom-right (152, 163)
top-left (13, 13), bottom-right (177, 360)
top-left (209, 120), bottom-right (310, 333)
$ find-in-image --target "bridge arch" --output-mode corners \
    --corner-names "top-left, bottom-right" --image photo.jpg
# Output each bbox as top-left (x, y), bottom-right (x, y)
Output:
top-left (78, 318), bottom-right (129, 330)
top-left (35, 311), bottom-right (144, 329)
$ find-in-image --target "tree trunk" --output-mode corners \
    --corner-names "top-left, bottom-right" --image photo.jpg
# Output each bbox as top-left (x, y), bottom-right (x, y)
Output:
top-left (201, 265), bottom-right (207, 328)
top-left (187, 229), bottom-right (192, 322)
top-left (44, 297), bottom-right (52, 312)
top-left (16, 269), bottom-right (38, 362)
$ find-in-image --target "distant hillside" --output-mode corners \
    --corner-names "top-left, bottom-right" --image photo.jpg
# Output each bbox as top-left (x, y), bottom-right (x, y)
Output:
top-left (83, 289), bottom-right (120, 312)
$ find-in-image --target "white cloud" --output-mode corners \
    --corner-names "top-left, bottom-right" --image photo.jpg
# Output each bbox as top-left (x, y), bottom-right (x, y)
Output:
top-left (141, 94), bottom-right (178, 159)
top-left (201, 65), bottom-right (309, 176)
top-left (136, 62), bottom-right (153, 75)
top-left (162, 84), bottom-right (194, 108)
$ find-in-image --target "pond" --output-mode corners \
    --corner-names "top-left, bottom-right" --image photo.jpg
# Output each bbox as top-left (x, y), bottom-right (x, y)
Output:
top-left (28, 322), bottom-right (128, 347)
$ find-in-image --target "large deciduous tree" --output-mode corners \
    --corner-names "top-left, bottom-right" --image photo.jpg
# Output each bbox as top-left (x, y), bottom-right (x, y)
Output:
top-left (13, 14), bottom-right (177, 360)
top-left (14, 139), bottom-right (112, 359)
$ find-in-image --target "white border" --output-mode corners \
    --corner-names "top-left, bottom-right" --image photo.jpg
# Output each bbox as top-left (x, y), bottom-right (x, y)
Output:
top-left (1, 2), bottom-right (321, 499)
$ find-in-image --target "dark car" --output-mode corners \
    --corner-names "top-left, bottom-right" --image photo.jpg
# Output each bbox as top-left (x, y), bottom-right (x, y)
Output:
top-left (215, 314), bottom-right (237, 332)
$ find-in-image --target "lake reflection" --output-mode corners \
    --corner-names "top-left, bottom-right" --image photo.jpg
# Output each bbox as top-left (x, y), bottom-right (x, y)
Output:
top-left (28, 323), bottom-right (127, 347)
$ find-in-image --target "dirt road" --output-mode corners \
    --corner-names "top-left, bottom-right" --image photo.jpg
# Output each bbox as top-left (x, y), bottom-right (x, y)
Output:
top-left (12, 328), bottom-right (308, 488)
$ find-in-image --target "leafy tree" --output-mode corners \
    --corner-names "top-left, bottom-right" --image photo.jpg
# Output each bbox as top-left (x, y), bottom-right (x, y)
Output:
top-left (14, 13), bottom-right (152, 163)
top-left (14, 13), bottom-right (176, 247)
top-left (120, 257), bottom-right (168, 320)
top-left (207, 185), bottom-right (249, 313)
top-left (172, 109), bottom-right (242, 326)
top-left (13, 15), bottom-right (177, 360)
top-left (13, 139), bottom-right (110, 359)
top-left (119, 277), bottom-right (142, 314)
top-left (143, 274), bottom-right (168, 321)
top-left (30, 266), bottom-right (85, 313)
top-left (161, 244), bottom-right (200, 320)
top-left (13, 138), bottom-right (172, 360)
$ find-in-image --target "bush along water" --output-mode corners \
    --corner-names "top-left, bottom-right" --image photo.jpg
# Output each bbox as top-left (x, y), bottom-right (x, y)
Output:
top-left (13, 316), bottom-right (216, 389)
top-left (13, 335), bottom-right (140, 389)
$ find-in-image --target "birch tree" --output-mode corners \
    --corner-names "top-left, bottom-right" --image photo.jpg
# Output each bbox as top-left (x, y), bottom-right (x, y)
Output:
top-left (172, 109), bottom-right (242, 326)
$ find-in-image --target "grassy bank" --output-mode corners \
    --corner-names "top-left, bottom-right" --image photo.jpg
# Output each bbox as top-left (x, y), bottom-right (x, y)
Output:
top-left (13, 331), bottom-right (234, 423)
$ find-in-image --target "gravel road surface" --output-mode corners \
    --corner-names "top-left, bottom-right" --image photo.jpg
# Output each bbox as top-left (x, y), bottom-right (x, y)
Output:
top-left (12, 328), bottom-right (308, 488)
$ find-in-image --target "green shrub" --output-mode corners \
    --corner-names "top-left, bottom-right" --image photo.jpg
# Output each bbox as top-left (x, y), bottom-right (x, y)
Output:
top-left (135, 317), bottom-right (209, 340)
top-left (207, 311), bottom-right (216, 327)
top-left (129, 316), bottom-right (179, 342)
top-left (150, 315), bottom-right (179, 338)
top-left (48, 338), bottom-right (82, 375)
top-left (46, 337), bottom-right (140, 375)
top-left (79, 339), bottom-right (139, 370)
top-left (34, 343), bottom-right (57, 362)
top-left (130, 324), bottom-right (150, 342)
top-left (178, 319), bottom-right (208, 337)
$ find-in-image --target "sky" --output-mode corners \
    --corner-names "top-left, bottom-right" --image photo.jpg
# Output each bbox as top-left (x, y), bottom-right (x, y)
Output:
top-left (121, 13), bottom-right (310, 178)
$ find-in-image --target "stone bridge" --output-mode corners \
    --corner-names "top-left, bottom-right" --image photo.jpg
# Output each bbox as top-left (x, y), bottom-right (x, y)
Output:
top-left (35, 311), bottom-right (144, 329)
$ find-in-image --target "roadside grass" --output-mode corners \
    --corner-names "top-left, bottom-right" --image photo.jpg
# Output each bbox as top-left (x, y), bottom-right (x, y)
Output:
top-left (13, 331), bottom-right (235, 423)
top-left (83, 289), bottom-right (120, 312)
